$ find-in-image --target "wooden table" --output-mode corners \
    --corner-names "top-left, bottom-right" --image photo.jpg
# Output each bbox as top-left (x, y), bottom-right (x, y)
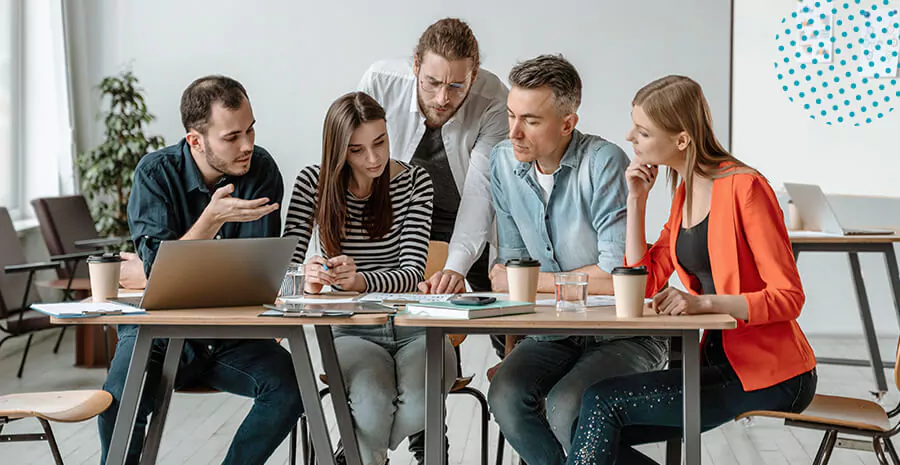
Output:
top-left (395, 301), bottom-right (736, 465)
top-left (52, 307), bottom-right (388, 465)
top-left (790, 230), bottom-right (900, 396)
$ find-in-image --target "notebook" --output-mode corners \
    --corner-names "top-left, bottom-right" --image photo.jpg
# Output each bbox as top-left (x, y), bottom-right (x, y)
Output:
top-left (404, 300), bottom-right (534, 319)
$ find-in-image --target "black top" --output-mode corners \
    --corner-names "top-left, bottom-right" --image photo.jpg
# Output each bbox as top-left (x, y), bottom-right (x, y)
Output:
top-left (409, 126), bottom-right (461, 239)
top-left (675, 215), bottom-right (716, 295)
top-left (127, 138), bottom-right (284, 277)
top-left (676, 214), bottom-right (729, 364)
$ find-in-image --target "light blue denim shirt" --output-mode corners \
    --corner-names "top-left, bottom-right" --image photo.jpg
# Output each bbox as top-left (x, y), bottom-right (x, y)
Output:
top-left (491, 129), bottom-right (629, 342)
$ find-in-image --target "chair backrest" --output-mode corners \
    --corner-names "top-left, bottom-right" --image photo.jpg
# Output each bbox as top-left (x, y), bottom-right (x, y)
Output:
top-left (31, 195), bottom-right (99, 279)
top-left (0, 208), bottom-right (40, 317)
top-left (424, 240), bottom-right (449, 281)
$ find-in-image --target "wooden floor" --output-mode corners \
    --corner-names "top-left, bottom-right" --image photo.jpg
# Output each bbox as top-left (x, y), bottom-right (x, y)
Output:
top-left (2, 328), bottom-right (899, 465)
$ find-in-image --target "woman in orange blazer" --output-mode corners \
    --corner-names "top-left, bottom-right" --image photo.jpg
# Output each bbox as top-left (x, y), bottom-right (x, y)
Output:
top-left (566, 75), bottom-right (817, 465)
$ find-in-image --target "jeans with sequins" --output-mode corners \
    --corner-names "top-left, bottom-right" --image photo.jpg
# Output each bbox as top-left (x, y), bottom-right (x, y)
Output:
top-left (566, 332), bottom-right (817, 465)
top-left (488, 336), bottom-right (668, 465)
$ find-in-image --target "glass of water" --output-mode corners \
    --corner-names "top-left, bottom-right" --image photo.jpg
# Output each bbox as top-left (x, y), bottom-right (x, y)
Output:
top-left (555, 272), bottom-right (589, 312)
top-left (280, 264), bottom-right (305, 298)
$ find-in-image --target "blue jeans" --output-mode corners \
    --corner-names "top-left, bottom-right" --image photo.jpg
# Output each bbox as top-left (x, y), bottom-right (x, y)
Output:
top-left (488, 336), bottom-right (668, 465)
top-left (566, 331), bottom-right (818, 465)
top-left (333, 322), bottom-right (456, 465)
top-left (98, 324), bottom-right (304, 465)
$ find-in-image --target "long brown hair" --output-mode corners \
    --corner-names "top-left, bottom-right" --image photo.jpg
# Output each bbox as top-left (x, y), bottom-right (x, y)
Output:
top-left (316, 92), bottom-right (393, 258)
top-left (632, 75), bottom-right (754, 216)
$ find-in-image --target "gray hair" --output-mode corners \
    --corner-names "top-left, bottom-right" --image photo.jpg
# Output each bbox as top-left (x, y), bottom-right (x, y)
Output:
top-left (508, 54), bottom-right (582, 115)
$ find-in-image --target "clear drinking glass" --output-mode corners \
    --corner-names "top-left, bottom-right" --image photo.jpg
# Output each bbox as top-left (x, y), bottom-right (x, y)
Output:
top-left (555, 272), bottom-right (589, 312)
top-left (280, 264), bottom-right (305, 298)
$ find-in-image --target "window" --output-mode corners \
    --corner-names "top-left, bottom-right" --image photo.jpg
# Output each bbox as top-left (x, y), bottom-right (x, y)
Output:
top-left (0, 0), bottom-right (19, 216)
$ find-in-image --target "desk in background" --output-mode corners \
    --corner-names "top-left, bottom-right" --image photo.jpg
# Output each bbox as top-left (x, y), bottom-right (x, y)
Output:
top-left (790, 230), bottom-right (900, 397)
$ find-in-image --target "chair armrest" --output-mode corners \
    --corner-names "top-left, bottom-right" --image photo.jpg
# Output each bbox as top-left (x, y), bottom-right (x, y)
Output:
top-left (50, 250), bottom-right (100, 262)
top-left (74, 237), bottom-right (129, 249)
top-left (4, 261), bottom-right (63, 274)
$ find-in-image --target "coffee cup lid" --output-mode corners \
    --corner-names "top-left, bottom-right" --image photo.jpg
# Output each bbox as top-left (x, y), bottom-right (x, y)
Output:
top-left (87, 252), bottom-right (123, 264)
top-left (506, 258), bottom-right (540, 268)
top-left (611, 266), bottom-right (648, 276)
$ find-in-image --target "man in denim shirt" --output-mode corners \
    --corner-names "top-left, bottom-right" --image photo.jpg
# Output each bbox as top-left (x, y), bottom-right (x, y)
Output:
top-left (486, 56), bottom-right (668, 465)
top-left (98, 76), bottom-right (303, 465)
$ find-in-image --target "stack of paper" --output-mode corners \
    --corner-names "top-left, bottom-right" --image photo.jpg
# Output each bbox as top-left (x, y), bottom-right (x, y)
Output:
top-left (359, 293), bottom-right (455, 303)
top-left (32, 302), bottom-right (146, 318)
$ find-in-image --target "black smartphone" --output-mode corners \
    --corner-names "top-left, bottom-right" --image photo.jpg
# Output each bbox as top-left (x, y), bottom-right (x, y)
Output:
top-left (449, 295), bottom-right (497, 306)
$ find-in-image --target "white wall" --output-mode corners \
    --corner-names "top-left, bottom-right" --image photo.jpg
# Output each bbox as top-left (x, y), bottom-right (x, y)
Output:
top-left (65, 0), bottom-right (733, 249)
top-left (735, 0), bottom-right (900, 335)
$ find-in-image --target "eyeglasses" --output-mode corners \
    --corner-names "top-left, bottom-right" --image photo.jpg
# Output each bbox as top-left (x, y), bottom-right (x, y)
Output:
top-left (419, 75), bottom-right (469, 99)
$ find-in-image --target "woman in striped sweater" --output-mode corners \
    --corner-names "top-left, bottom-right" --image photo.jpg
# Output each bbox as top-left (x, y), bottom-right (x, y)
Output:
top-left (283, 91), bottom-right (456, 465)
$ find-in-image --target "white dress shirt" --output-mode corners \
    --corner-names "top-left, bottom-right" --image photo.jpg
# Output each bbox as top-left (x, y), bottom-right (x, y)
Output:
top-left (358, 57), bottom-right (509, 275)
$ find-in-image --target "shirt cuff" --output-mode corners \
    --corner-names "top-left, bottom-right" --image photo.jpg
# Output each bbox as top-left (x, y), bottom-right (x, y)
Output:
top-left (443, 252), bottom-right (474, 276)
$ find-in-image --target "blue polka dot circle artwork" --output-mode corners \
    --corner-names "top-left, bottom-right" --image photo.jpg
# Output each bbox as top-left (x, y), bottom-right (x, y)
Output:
top-left (775, 0), bottom-right (900, 125)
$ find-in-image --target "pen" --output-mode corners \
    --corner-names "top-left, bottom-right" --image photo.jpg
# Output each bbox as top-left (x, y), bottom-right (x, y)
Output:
top-left (81, 309), bottom-right (124, 316)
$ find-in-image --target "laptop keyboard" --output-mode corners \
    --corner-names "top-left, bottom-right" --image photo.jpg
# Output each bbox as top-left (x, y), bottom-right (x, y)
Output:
top-left (110, 296), bottom-right (143, 308)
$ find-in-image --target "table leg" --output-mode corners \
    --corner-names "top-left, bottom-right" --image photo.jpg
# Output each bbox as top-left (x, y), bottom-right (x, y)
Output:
top-left (107, 326), bottom-right (154, 465)
top-left (848, 252), bottom-right (889, 395)
top-left (682, 330), bottom-right (701, 465)
top-left (287, 327), bottom-right (337, 465)
top-left (424, 327), bottom-right (446, 465)
top-left (140, 337), bottom-right (185, 465)
top-left (314, 325), bottom-right (363, 465)
top-left (883, 245), bottom-right (900, 329)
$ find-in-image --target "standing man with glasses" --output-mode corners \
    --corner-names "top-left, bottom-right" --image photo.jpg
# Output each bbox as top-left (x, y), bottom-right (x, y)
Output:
top-left (358, 17), bottom-right (509, 296)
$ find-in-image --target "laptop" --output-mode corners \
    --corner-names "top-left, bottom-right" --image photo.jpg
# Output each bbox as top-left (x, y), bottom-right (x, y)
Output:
top-left (783, 183), bottom-right (894, 236)
top-left (114, 237), bottom-right (299, 310)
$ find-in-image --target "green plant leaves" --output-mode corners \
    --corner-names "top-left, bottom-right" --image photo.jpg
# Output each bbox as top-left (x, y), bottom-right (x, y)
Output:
top-left (76, 70), bottom-right (165, 252)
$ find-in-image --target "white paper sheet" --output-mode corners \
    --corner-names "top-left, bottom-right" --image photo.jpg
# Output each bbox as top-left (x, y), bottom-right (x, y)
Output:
top-left (358, 293), bottom-right (455, 303)
top-left (280, 297), bottom-right (359, 305)
top-left (31, 302), bottom-right (146, 318)
top-left (535, 296), bottom-right (653, 307)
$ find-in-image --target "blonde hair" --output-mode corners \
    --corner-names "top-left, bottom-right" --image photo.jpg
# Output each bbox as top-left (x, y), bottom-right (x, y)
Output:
top-left (632, 75), bottom-right (753, 215)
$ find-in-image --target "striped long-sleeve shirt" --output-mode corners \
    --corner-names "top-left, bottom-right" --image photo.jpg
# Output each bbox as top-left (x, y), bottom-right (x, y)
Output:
top-left (283, 161), bottom-right (434, 293)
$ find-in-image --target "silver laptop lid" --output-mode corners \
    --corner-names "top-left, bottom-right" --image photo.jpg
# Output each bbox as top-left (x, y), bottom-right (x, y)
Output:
top-left (140, 237), bottom-right (299, 310)
top-left (783, 182), bottom-right (845, 234)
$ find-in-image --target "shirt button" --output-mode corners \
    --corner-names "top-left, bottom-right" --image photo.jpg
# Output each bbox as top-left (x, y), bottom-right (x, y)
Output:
top-left (546, 246), bottom-right (552, 252)
top-left (207, 345), bottom-right (214, 351)
top-left (215, 234), bottom-right (222, 240)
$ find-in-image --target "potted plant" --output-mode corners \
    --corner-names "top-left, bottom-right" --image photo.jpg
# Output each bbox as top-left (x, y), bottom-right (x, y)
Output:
top-left (76, 70), bottom-right (165, 250)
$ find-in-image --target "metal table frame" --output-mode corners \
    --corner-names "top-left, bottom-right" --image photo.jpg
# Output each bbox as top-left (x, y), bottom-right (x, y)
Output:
top-left (105, 324), bottom-right (364, 465)
top-left (423, 327), bottom-right (702, 465)
top-left (792, 242), bottom-right (900, 396)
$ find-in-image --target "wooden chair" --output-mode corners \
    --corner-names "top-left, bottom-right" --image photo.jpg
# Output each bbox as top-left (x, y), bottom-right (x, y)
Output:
top-left (737, 338), bottom-right (900, 465)
top-left (0, 207), bottom-right (71, 378)
top-left (0, 390), bottom-right (113, 464)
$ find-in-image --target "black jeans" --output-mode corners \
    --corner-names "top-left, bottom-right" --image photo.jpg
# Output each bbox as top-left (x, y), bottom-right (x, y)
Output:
top-left (566, 332), bottom-right (817, 465)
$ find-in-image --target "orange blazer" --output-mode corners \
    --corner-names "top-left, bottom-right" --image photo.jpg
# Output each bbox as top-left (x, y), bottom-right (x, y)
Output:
top-left (630, 169), bottom-right (816, 391)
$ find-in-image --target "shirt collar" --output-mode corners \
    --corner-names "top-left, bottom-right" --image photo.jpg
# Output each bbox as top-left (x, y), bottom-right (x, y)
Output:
top-left (514, 129), bottom-right (584, 178)
top-left (180, 138), bottom-right (230, 194)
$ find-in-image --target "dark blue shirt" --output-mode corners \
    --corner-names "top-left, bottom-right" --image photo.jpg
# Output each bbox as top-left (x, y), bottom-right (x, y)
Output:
top-left (127, 138), bottom-right (284, 277)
